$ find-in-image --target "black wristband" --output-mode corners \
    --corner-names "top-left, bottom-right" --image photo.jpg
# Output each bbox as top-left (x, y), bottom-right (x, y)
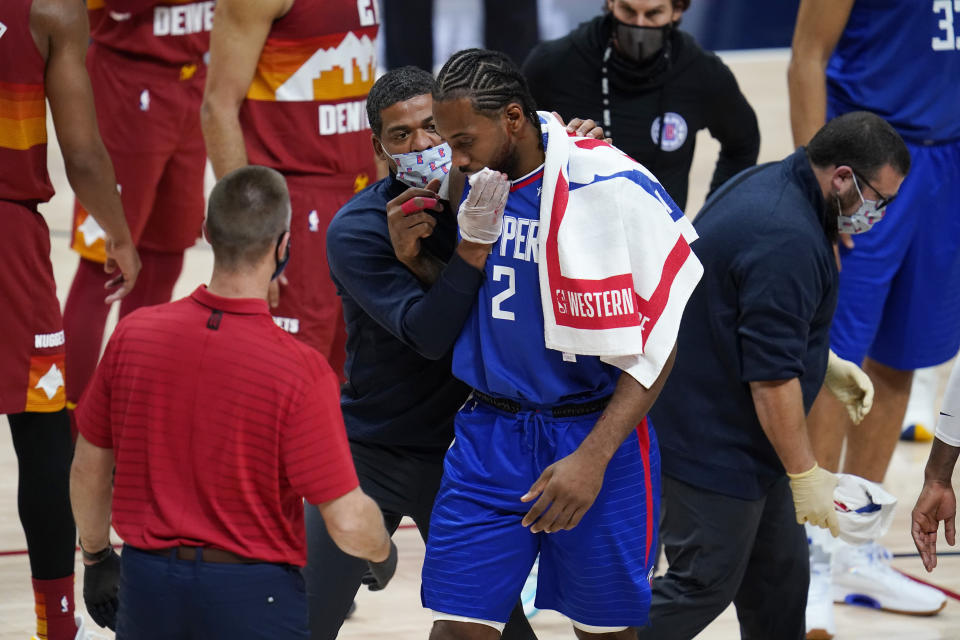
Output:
top-left (79, 540), bottom-right (112, 564)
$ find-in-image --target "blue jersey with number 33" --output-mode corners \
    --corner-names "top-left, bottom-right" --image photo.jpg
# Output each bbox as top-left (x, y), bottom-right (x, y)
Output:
top-left (827, 0), bottom-right (960, 143)
top-left (452, 166), bottom-right (620, 406)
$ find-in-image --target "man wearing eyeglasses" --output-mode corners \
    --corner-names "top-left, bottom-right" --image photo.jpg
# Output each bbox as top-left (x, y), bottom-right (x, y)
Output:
top-left (789, 1), bottom-right (960, 635)
top-left (636, 111), bottom-right (908, 640)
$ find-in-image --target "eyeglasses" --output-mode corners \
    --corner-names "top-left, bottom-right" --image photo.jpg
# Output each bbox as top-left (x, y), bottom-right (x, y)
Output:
top-left (853, 170), bottom-right (897, 210)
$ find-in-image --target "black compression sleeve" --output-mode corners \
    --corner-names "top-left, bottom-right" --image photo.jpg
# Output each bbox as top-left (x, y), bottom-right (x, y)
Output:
top-left (9, 410), bottom-right (77, 579)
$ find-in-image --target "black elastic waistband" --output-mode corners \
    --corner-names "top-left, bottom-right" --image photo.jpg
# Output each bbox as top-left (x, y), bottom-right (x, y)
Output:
top-left (472, 391), bottom-right (610, 418)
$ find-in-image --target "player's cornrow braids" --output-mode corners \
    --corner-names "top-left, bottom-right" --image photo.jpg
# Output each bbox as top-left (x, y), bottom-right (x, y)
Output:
top-left (435, 49), bottom-right (541, 131)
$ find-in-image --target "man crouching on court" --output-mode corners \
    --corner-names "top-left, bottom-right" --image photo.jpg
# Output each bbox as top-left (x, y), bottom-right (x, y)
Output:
top-left (69, 166), bottom-right (398, 640)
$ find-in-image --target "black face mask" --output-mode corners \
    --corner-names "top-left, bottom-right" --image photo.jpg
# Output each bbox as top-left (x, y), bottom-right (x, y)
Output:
top-left (271, 233), bottom-right (290, 281)
top-left (612, 18), bottom-right (672, 64)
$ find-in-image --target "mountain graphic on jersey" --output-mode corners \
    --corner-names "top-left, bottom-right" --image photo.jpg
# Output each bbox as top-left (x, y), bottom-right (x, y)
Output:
top-left (246, 30), bottom-right (375, 103)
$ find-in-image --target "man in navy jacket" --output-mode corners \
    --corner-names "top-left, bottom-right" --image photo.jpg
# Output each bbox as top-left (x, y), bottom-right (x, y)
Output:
top-left (638, 112), bottom-right (909, 640)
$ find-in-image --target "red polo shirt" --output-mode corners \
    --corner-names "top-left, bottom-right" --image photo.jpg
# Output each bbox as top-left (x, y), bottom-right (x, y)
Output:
top-left (76, 286), bottom-right (358, 566)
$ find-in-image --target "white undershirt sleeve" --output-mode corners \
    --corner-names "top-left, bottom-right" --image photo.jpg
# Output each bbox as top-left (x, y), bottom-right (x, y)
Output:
top-left (935, 361), bottom-right (960, 447)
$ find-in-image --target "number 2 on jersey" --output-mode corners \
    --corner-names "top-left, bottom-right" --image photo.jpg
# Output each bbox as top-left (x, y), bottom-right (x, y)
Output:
top-left (491, 266), bottom-right (516, 321)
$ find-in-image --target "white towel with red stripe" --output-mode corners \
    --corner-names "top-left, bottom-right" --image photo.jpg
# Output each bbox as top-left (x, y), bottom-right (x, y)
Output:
top-left (536, 112), bottom-right (703, 387)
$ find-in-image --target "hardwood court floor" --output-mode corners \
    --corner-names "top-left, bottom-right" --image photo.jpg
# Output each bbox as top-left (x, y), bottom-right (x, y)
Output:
top-left (3, 50), bottom-right (960, 640)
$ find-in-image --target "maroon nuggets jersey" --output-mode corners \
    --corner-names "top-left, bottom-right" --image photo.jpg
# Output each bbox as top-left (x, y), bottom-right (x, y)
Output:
top-left (0, 0), bottom-right (54, 205)
top-left (239, 0), bottom-right (378, 183)
top-left (87, 0), bottom-right (212, 67)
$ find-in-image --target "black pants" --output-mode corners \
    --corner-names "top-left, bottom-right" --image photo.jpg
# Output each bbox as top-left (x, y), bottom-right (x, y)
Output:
top-left (303, 439), bottom-right (536, 640)
top-left (382, 0), bottom-right (540, 70)
top-left (636, 475), bottom-right (808, 640)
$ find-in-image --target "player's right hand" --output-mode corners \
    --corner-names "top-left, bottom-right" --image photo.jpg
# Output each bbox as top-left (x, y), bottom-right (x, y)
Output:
top-left (103, 237), bottom-right (140, 305)
top-left (787, 463), bottom-right (839, 536)
top-left (386, 179), bottom-right (443, 265)
top-left (521, 448), bottom-right (605, 533)
top-left (458, 168), bottom-right (509, 245)
top-left (82, 547), bottom-right (121, 630)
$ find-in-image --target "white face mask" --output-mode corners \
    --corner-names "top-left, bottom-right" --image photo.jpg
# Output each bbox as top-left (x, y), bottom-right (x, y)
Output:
top-left (837, 176), bottom-right (886, 235)
top-left (391, 143), bottom-right (452, 188)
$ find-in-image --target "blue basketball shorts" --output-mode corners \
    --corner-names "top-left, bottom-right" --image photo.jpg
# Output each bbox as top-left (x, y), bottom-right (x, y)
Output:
top-left (420, 401), bottom-right (660, 629)
top-left (830, 138), bottom-right (960, 369)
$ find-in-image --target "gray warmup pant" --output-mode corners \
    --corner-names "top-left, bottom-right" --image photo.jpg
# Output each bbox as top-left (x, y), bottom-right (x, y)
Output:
top-left (636, 475), bottom-right (809, 640)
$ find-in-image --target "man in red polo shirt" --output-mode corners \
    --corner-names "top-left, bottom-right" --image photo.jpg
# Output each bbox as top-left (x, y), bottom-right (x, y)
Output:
top-left (69, 166), bottom-right (397, 639)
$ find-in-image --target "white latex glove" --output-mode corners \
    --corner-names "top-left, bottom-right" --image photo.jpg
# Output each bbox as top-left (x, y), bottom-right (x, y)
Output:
top-left (787, 463), bottom-right (840, 537)
top-left (824, 349), bottom-right (874, 425)
top-left (458, 168), bottom-right (509, 244)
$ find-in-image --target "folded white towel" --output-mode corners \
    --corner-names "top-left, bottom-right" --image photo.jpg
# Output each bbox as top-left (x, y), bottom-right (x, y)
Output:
top-left (536, 112), bottom-right (703, 387)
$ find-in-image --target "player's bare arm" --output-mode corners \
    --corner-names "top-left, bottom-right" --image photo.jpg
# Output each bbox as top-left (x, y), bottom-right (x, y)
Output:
top-left (787, 0), bottom-right (854, 146)
top-left (913, 365), bottom-right (960, 570)
top-left (70, 435), bottom-right (115, 555)
top-left (201, 0), bottom-right (292, 178)
top-left (521, 343), bottom-right (678, 534)
top-left (32, 0), bottom-right (140, 303)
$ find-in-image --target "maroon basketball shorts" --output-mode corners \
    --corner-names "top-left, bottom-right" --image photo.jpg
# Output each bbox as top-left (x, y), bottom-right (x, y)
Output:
top-left (1, 201), bottom-right (66, 414)
top-left (71, 44), bottom-right (206, 262)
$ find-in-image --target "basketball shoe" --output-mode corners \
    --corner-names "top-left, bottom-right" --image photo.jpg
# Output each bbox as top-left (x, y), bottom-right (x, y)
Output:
top-left (832, 541), bottom-right (946, 615)
top-left (806, 525), bottom-right (836, 640)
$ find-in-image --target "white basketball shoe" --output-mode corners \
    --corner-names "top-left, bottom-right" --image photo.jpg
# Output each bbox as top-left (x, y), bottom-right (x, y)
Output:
top-left (832, 541), bottom-right (947, 615)
top-left (806, 525), bottom-right (836, 640)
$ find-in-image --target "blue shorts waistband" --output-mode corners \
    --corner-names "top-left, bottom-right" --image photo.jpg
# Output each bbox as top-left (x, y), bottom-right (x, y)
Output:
top-left (471, 391), bottom-right (611, 418)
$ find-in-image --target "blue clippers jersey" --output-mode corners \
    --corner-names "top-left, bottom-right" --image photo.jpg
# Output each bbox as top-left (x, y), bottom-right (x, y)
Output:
top-left (826, 0), bottom-right (960, 143)
top-left (452, 167), bottom-right (620, 406)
